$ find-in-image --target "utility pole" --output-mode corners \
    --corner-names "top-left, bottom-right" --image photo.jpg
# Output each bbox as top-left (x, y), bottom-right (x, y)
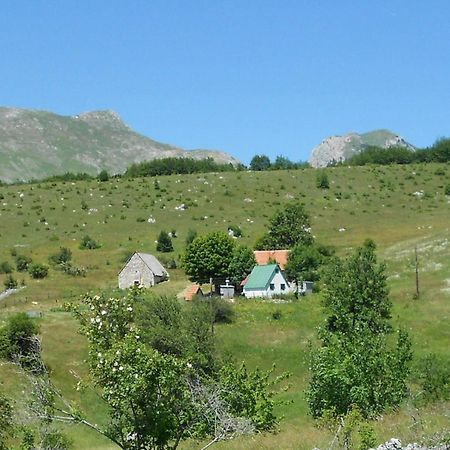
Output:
top-left (415, 245), bottom-right (420, 299)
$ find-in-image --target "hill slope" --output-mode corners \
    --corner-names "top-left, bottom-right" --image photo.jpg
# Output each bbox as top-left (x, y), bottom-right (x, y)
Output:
top-left (0, 107), bottom-right (239, 182)
top-left (309, 129), bottom-right (415, 167)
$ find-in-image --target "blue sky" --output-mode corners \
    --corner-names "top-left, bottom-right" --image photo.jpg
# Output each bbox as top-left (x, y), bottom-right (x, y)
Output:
top-left (1, 1), bottom-right (449, 164)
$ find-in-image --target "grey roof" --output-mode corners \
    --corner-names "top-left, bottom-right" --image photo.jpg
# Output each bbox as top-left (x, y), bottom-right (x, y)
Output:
top-left (136, 253), bottom-right (167, 277)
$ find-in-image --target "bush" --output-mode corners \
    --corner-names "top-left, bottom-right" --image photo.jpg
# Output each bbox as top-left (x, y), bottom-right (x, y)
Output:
top-left (15, 255), bottom-right (32, 272)
top-left (79, 235), bottom-right (101, 250)
top-left (28, 263), bottom-right (49, 279)
top-left (444, 184), bottom-right (450, 196)
top-left (212, 298), bottom-right (235, 324)
top-left (3, 275), bottom-right (18, 290)
top-left (0, 261), bottom-right (13, 274)
top-left (0, 312), bottom-right (40, 361)
top-left (415, 354), bottom-right (450, 404)
top-left (272, 310), bottom-right (282, 320)
top-left (316, 170), bottom-right (330, 189)
top-left (49, 247), bottom-right (72, 265)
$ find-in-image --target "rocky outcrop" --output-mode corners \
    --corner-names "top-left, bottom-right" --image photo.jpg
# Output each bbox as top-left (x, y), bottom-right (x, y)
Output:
top-left (309, 130), bottom-right (415, 168)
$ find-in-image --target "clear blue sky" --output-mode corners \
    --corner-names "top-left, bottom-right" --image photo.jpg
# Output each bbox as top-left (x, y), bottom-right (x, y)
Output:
top-left (1, 1), bottom-right (449, 164)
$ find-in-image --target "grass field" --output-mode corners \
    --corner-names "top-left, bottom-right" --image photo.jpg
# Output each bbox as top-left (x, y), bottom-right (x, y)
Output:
top-left (0, 163), bottom-right (449, 448)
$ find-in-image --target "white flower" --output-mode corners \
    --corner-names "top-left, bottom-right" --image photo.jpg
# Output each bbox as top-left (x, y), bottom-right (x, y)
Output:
top-left (101, 310), bottom-right (107, 315)
top-left (127, 306), bottom-right (133, 312)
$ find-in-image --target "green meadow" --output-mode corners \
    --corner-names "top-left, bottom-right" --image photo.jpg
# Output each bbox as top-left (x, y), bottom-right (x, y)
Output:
top-left (0, 163), bottom-right (449, 449)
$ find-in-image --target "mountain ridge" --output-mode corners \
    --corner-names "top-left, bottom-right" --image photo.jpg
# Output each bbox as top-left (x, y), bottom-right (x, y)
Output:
top-left (308, 129), bottom-right (415, 167)
top-left (0, 107), bottom-right (239, 182)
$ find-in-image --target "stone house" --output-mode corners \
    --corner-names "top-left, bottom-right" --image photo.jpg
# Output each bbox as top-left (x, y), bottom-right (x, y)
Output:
top-left (118, 252), bottom-right (169, 289)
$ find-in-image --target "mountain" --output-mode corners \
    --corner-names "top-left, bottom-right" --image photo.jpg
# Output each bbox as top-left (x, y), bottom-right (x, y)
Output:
top-left (0, 107), bottom-right (240, 182)
top-left (309, 129), bottom-right (415, 168)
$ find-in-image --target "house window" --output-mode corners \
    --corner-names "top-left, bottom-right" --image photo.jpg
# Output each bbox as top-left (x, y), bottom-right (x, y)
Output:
top-left (281, 283), bottom-right (285, 291)
top-left (269, 283), bottom-right (275, 291)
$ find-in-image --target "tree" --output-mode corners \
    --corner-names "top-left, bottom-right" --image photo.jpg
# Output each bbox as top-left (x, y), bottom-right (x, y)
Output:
top-left (255, 203), bottom-right (314, 250)
top-left (227, 245), bottom-right (256, 286)
top-left (285, 243), bottom-right (323, 287)
top-left (249, 154), bottom-right (271, 171)
top-left (97, 169), bottom-right (110, 182)
top-left (307, 243), bottom-right (412, 419)
top-left (35, 292), bottom-right (285, 449)
top-left (156, 231), bottom-right (173, 253)
top-left (182, 232), bottom-right (235, 283)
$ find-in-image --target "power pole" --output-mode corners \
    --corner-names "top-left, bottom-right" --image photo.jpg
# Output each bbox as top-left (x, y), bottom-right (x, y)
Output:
top-left (415, 245), bottom-right (420, 299)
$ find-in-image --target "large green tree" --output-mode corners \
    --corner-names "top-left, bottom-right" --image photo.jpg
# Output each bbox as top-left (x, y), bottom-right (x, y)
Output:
top-left (307, 243), bottom-right (412, 419)
top-left (227, 245), bottom-right (256, 286)
top-left (255, 203), bottom-right (314, 250)
top-left (182, 232), bottom-right (235, 283)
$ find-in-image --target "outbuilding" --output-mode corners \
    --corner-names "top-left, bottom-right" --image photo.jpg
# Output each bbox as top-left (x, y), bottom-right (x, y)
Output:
top-left (118, 252), bottom-right (169, 289)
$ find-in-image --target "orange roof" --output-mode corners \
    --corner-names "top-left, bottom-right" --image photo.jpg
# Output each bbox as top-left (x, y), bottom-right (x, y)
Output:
top-left (184, 284), bottom-right (202, 301)
top-left (253, 250), bottom-right (290, 270)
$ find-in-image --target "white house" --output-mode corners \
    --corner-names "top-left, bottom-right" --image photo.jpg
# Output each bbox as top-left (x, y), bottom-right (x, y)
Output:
top-left (118, 252), bottom-right (169, 289)
top-left (243, 264), bottom-right (291, 298)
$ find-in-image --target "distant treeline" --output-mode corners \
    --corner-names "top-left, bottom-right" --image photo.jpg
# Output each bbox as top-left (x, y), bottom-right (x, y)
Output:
top-left (123, 157), bottom-right (243, 178)
top-left (345, 138), bottom-right (450, 166)
top-left (249, 154), bottom-right (309, 171)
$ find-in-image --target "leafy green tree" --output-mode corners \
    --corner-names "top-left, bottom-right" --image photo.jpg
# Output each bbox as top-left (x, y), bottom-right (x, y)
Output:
top-left (228, 245), bottom-right (256, 285)
top-left (182, 232), bottom-right (235, 283)
top-left (56, 292), bottom-right (285, 449)
top-left (272, 155), bottom-right (295, 170)
top-left (255, 203), bottom-right (314, 250)
top-left (249, 154), bottom-right (271, 171)
top-left (156, 231), bottom-right (173, 253)
top-left (97, 169), bottom-right (110, 182)
top-left (285, 244), bottom-right (323, 285)
top-left (307, 243), bottom-right (412, 419)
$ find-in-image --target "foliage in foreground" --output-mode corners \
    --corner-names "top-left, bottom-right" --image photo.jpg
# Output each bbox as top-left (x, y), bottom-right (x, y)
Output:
top-left (307, 243), bottom-right (412, 419)
top-left (41, 291), bottom-right (288, 450)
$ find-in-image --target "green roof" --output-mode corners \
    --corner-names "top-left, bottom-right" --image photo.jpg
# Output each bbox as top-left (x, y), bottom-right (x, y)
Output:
top-left (245, 264), bottom-right (278, 290)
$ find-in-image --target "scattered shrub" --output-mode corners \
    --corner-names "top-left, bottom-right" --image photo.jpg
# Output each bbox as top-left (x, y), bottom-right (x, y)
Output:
top-left (316, 170), bottom-right (330, 189)
top-left (49, 247), bottom-right (72, 265)
top-left (15, 255), bottom-right (32, 272)
top-left (3, 275), bottom-right (18, 290)
top-left (272, 310), bottom-right (282, 320)
top-left (212, 298), bottom-right (235, 324)
top-left (28, 263), bottom-right (49, 279)
top-left (415, 353), bottom-right (450, 404)
top-left (79, 235), bottom-right (101, 250)
top-left (0, 312), bottom-right (40, 362)
top-left (0, 261), bottom-right (13, 274)
top-left (444, 184), bottom-right (450, 196)
top-left (156, 231), bottom-right (173, 253)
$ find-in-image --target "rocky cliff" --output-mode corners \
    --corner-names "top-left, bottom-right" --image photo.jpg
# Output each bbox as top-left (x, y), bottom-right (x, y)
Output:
top-left (309, 130), bottom-right (415, 168)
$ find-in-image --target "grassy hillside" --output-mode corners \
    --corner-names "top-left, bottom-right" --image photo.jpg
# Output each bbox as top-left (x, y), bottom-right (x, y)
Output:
top-left (0, 163), bottom-right (449, 448)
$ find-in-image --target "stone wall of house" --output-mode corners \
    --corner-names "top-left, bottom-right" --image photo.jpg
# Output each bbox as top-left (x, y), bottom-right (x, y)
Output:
top-left (118, 254), bottom-right (155, 289)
